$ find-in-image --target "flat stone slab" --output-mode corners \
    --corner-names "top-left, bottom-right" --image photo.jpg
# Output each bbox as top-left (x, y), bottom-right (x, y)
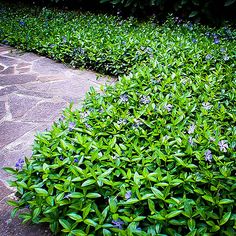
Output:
top-left (0, 55), bottom-right (18, 66)
top-left (0, 85), bottom-right (18, 96)
top-left (0, 101), bottom-right (6, 120)
top-left (9, 94), bottom-right (40, 119)
top-left (0, 74), bottom-right (37, 86)
top-left (23, 101), bottom-right (67, 122)
top-left (32, 57), bottom-right (69, 75)
top-left (0, 121), bottom-right (36, 149)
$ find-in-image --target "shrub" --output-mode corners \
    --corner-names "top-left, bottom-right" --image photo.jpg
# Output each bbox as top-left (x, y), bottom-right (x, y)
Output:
top-left (2, 2), bottom-right (236, 236)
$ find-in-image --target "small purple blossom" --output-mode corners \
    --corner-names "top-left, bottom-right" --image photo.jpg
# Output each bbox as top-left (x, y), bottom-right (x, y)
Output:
top-left (59, 155), bottom-right (64, 161)
top-left (19, 21), bottom-right (25, 26)
top-left (2, 39), bottom-right (8, 44)
top-left (164, 104), bottom-right (173, 112)
top-left (68, 122), bottom-right (76, 131)
top-left (218, 140), bottom-right (228, 152)
top-left (140, 96), bottom-right (150, 105)
top-left (192, 38), bottom-right (197, 43)
top-left (205, 54), bottom-right (213, 60)
top-left (119, 94), bottom-right (129, 103)
top-left (85, 123), bottom-right (92, 129)
top-left (62, 36), bottom-right (67, 43)
top-left (204, 150), bottom-right (212, 162)
top-left (188, 124), bottom-right (195, 134)
top-left (223, 55), bottom-right (229, 61)
top-left (117, 118), bottom-right (128, 125)
top-left (80, 111), bottom-right (89, 119)
top-left (202, 102), bottom-right (212, 110)
top-left (214, 37), bottom-right (220, 44)
top-left (112, 219), bottom-right (124, 229)
top-left (15, 158), bottom-right (24, 170)
top-left (125, 191), bottom-right (132, 200)
top-left (74, 158), bottom-right (79, 163)
top-left (59, 115), bottom-right (65, 121)
top-left (188, 136), bottom-right (194, 146)
top-left (64, 194), bottom-right (70, 199)
top-left (220, 48), bottom-right (226, 53)
top-left (132, 119), bottom-right (143, 129)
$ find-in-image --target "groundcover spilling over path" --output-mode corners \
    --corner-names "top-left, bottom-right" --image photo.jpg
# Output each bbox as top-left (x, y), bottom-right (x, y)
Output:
top-left (0, 2), bottom-right (236, 236)
top-left (0, 45), bottom-right (113, 235)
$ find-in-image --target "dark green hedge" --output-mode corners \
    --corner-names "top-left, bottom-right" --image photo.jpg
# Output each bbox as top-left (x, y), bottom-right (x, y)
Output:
top-left (25, 0), bottom-right (236, 23)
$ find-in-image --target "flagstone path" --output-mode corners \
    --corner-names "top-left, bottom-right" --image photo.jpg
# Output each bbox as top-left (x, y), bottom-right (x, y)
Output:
top-left (0, 45), bottom-right (115, 235)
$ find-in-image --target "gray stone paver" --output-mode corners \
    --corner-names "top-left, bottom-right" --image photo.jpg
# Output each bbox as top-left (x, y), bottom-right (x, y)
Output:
top-left (0, 45), bottom-right (115, 236)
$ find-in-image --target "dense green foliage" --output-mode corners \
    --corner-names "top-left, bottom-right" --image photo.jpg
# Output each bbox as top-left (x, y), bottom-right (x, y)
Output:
top-left (2, 2), bottom-right (236, 236)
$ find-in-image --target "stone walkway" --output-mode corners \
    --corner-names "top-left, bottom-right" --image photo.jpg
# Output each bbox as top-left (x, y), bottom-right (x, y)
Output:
top-left (0, 45), bottom-right (114, 235)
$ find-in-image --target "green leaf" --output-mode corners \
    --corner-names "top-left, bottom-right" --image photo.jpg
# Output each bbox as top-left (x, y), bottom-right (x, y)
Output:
top-left (224, 0), bottom-right (236, 6)
top-left (67, 213), bottom-right (83, 222)
top-left (84, 219), bottom-right (98, 227)
top-left (86, 193), bottom-right (101, 198)
top-left (35, 188), bottom-right (48, 196)
top-left (202, 195), bottom-right (214, 203)
top-left (71, 229), bottom-right (87, 236)
top-left (220, 212), bottom-right (231, 225)
top-left (83, 203), bottom-right (91, 219)
top-left (81, 179), bottom-right (96, 187)
top-left (219, 199), bottom-right (234, 205)
top-left (59, 219), bottom-right (71, 230)
top-left (151, 187), bottom-right (164, 200)
top-left (189, 11), bottom-right (198, 17)
top-left (165, 210), bottom-right (182, 219)
top-left (68, 192), bottom-right (84, 198)
top-left (3, 167), bottom-right (16, 174)
top-left (7, 200), bottom-right (19, 207)
top-left (109, 197), bottom-right (118, 213)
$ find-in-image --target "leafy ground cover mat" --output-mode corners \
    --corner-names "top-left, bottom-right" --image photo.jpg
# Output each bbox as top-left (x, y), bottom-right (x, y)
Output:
top-left (1, 2), bottom-right (236, 236)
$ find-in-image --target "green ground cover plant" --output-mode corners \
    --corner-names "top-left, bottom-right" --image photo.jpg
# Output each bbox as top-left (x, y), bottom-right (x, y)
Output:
top-left (1, 2), bottom-right (236, 235)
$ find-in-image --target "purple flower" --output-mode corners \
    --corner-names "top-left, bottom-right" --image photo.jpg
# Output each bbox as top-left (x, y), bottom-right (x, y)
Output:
top-left (85, 123), bottom-right (92, 129)
top-left (19, 21), bottom-right (25, 26)
top-left (119, 94), bottom-right (129, 103)
top-left (74, 158), bottom-right (79, 163)
top-left (188, 124), bottom-right (195, 134)
top-left (117, 118), bottom-right (128, 125)
top-left (192, 38), bottom-right (197, 43)
top-left (140, 96), bottom-right (150, 104)
top-left (112, 219), bottom-right (124, 229)
top-left (204, 150), bottom-right (212, 162)
top-left (132, 119), bottom-right (143, 129)
top-left (80, 112), bottom-right (89, 119)
top-left (125, 191), bottom-right (132, 200)
top-left (202, 102), bottom-right (212, 110)
top-left (59, 155), bottom-right (64, 161)
top-left (218, 140), bottom-right (228, 152)
top-left (223, 55), bottom-right (229, 61)
top-left (15, 158), bottom-right (24, 170)
top-left (2, 39), bottom-right (8, 44)
top-left (68, 122), bottom-right (76, 131)
top-left (220, 48), bottom-right (226, 53)
top-left (188, 136), bottom-right (194, 146)
top-left (214, 38), bottom-right (220, 44)
top-left (205, 54), bottom-right (213, 60)
top-left (164, 104), bottom-right (173, 112)
top-left (62, 36), bottom-right (67, 43)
